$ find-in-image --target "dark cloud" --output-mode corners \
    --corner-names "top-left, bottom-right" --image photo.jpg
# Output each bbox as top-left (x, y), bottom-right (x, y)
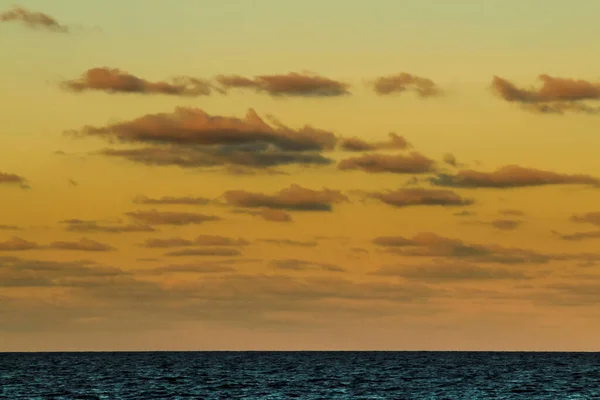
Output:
top-left (165, 248), bottom-right (242, 257)
top-left (0, 172), bottom-right (27, 188)
top-left (126, 210), bottom-right (221, 226)
top-left (557, 230), bottom-right (600, 241)
top-left (373, 261), bottom-right (530, 282)
top-left (269, 259), bottom-right (345, 272)
top-left (491, 75), bottom-right (600, 115)
top-left (368, 188), bottom-right (473, 208)
top-left (216, 72), bottom-right (350, 97)
top-left (498, 209), bottom-right (525, 216)
top-left (142, 235), bottom-right (249, 248)
top-left (133, 195), bottom-right (211, 206)
top-left (442, 153), bottom-right (461, 167)
top-left (0, 225), bottom-right (20, 231)
top-left (338, 133), bottom-right (409, 152)
top-left (224, 184), bottom-right (348, 212)
top-left (373, 232), bottom-right (557, 264)
top-left (0, 237), bottom-right (39, 251)
top-left (338, 152), bottom-right (436, 174)
top-left (233, 208), bottom-right (294, 222)
top-left (0, 6), bottom-right (68, 33)
top-left (489, 219), bottom-right (523, 230)
top-left (258, 239), bottom-right (318, 247)
top-left (62, 67), bottom-right (214, 96)
top-left (60, 219), bottom-right (155, 234)
top-left (48, 238), bottom-right (115, 252)
top-left (149, 263), bottom-right (236, 274)
top-left (454, 210), bottom-right (477, 217)
top-left (372, 73), bottom-right (441, 97)
top-left (571, 212), bottom-right (600, 227)
top-left (73, 108), bottom-right (337, 152)
top-left (431, 165), bottom-right (600, 188)
top-left (99, 146), bottom-right (333, 169)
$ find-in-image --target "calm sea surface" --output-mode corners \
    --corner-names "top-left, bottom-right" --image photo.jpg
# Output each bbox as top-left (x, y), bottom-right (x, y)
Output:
top-left (1, 351), bottom-right (599, 399)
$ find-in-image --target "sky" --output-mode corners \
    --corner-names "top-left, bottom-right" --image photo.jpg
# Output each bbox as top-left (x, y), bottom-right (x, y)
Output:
top-left (2, 0), bottom-right (600, 351)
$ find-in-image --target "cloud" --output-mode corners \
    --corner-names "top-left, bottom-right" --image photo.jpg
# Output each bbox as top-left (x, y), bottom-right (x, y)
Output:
top-left (372, 232), bottom-right (557, 264)
top-left (60, 219), bottom-right (155, 233)
top-left (133, 195), bottom-right (211, 206)
top-left (373, 261), bottom-right (530, 282)
top-left (215, 72), bottom-right (350, 97)
top-left (339, 133), bottom-right (410, 152)
top-left (442, 153), bottom-right (462, 167)
top-left (0, 6), bottom-right (68, 33)
top-left (491, 75), bottom-right (600, 114)
top-left (557, 230), bottom-right (600, 241)
top-left (73, 108), bottom-right (337, 152)
top-left (126, 210), bottom-right (221, 226)
top-left (0, 237), bottom-right (38, 251)
top-left (233, 208), bottom-right (293, 222)
top-left (62, 67), bottom-right (214, 96)
top-left (489, 219), bottom-right (523, 230)
top-left (368, 188), bottom-right (473, 208)
top-left (269, 259), bottom-right (345, 272)
top-left (431, 165), bottom-right (600, 188)
top-left (165, 248), bottom-right (242, 257)
top-left (338, 152), bottom-right (436, 174)
top-left (149, 263), bottom-right (236, 274)
top-left (0, 172), bottom-right (27, 188)
top-left (48, 238), bottom-right (115, 252)
top-left (372, 73), bottom-right (441, 97)
top-left (498, 209), bottom-right (525, 216)
top-left (224, 184), bottom-right (348, 212)
top-left (571, 212), bottom-right (600, 227)
top-left (258, 239), bottom-right (318, 247)
top-left (142, 235), bottom-right (249, 248)
top-left (0, 225), bottom-right (20, 231)
top-left (454, 210), bottom-right (477, 217)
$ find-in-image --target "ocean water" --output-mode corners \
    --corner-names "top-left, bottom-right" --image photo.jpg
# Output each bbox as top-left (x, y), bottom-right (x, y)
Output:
top-left (1, 351), bottom-right (599, 399)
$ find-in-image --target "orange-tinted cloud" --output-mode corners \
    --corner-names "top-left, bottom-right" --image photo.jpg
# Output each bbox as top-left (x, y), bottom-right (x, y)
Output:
top-left (489, 219), bottom-right (523, 230)
top-left (149, 263), bottom-right (236, 275)
top-left (339, 133), bottom-right (410, 152)
top-left (269, 259), bottom-right (345, 272)
top-left (258, 239), bottom-right (318, 247)
top-left (571, 212), bottom-right (600, 226)
top-left (142, 235), bottom-right (249, 248)
top-left (233, 208), bottom-right (294, 222)
top-left (373, 232), bottom-right (555, 264)
top-left (60, 219), bottom-right (156, 233)
top-left (125, 210), bottom-right (221, 226)
top-left (134, 195), bottom-right (211, 206)
top-left (224, 184), bottom-right (348, 212)
top-left (557, 230), bottom-right (600, 241)
top-left (62, 67), bottom-right (214, 96)
top-left (164, 248), bottom-right (242, 257)
top-left (491, 75), bottom-right (600, 114)
top-left (48, 238), bottom-right (115, 252)
top-left (0, 172), bottom-right (27, 188)
top-left (499, 209), bottom-right (525, 216)
top-left (374, 261), bottom-right (530, 282)
top-left (338, 152), bottom-right (436, 174)
top-left (368, 188), bottom-right (473, 208)
top-left (0, 225), bottom-right (20, 231)
top-left (0, 6), bottom-right (68, 33)
top-left (0, 237), bottom-right (38, 251)
top-left (216, 72), bottom-right (350, 97)
top-left (372, 73), bottom-right (441, 97)
top-left (431, 165), bottom-right (600, 188)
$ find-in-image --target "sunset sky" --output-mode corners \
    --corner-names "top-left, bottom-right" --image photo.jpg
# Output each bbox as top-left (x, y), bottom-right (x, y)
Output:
top-left (2, 0), bottom-right (600, 351)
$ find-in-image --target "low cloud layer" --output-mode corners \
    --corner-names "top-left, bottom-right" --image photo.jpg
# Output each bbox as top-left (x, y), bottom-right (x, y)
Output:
top-left (374, 261), bottom-right (530, 282)
top-left (142, 235), bottom-right (249, 249)
top-left (372, 73), bottom-right (441, 97)
top-left (48, 238), bottom-right (115, 252)
top-left (338, 152), bottom-right (435, 174)
top-left (0, 6), bottom-right (68, 33)
top-left (571, 212), bottom-right (600, 227)
top-left (126, 210), bottom-right (221, 226)
top-left (62, 68), bottom-right (214, 96)
top-left (216, 72), bottom-right (350, 97)
top-left (492, 75), bottom-right (600, 114)
top-left (270, 258), bottom-right (344, 272)
top-left (60, 219), bottom-right (155, 234)
top-left (224, 184), bottom-right (348, 212)
top-left (133, 195), bottom-right (211, 206)
top-left (339, 133), bottom-right (410, 152)
top-left (368, 188), bottom-right (473, 208)
top-left (0, 172), bottom-right (27, 188)
top-left (431, 165), bottom-right (600, 188)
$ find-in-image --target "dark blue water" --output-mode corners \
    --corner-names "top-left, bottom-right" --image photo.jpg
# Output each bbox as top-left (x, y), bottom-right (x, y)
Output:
top-left (1, 351), bottom-right (599, 399)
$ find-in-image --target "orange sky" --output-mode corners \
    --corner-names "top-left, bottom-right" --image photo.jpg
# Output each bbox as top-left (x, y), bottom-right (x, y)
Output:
top-left (2, 1), bottom-right (600, 351)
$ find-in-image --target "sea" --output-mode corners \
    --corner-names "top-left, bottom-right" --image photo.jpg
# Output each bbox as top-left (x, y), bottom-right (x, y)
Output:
top-left (1, 351), bottom-right (599, 399)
